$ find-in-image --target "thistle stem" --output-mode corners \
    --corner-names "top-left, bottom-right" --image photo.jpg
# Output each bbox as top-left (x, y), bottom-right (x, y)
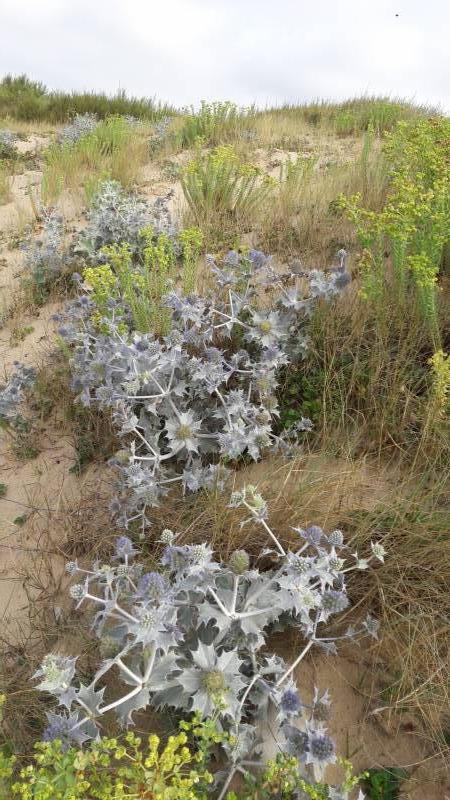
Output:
top-left (217, 766), bottom-right (236, 800)
top-left (276, 639), bottom-right (314, 687)
top-left (99, 684), bottom-right (143, 716)
top-left (230, 575), bottom-right (239, 614)
top-left (208, 586), bottom-right (230, 617)
top-left (116, 658), bottom-right (141, 685)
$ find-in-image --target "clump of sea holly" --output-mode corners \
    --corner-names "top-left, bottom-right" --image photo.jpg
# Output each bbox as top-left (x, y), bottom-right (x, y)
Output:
top-left (35, 487), bottom-right (382, 798)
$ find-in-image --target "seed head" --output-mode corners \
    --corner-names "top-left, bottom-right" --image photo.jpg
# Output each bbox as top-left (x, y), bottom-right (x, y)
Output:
top-left (229, 550), bottom-right (250, 575)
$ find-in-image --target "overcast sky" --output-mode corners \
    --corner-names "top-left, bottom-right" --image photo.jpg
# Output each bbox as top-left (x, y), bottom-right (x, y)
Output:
top-left (0, 0), bottom-right (448, 111)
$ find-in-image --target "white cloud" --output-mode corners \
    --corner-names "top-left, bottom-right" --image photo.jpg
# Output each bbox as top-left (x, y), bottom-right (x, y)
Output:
top-left (0, 0), bottom-right (448, 110)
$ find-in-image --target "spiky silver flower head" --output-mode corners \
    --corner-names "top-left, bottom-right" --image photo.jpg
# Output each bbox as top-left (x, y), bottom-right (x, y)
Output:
top-left (328, 555), bottom-right (345, 571)
top-left (69, 583), bottom-right (86, 601)
top-left (280, 687), bottom-right (302, 716)
top-left (136, 571), bottom-right (169, 601)
top-left (321, 590), bottom-right (349, 616)
top-left (309, 733), bottom-right (335, 763)
top-left (328, 529), bottom-right (344, 547)
top-left (65, 561), bottom-right (79, 575)
top-left (115, 536), bottom-right (138, 559)
top-left (293, 525), bottom-right (323, 546)
top-left (160, 528), bottom-right (175, 544)
top-left (228, 550), bottom-right (250, 575)
top-left (286, 552), bottom-right (310, 575)
top-left (304, 525), bottom-right (323, 545)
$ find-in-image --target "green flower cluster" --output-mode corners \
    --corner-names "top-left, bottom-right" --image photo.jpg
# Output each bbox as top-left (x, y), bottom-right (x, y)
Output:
top-left (0, 715), bottom-right (224, 800)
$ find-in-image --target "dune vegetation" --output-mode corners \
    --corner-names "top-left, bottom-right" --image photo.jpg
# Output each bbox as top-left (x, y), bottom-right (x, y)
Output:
top-left (0, 78), bottom-right (448, 800)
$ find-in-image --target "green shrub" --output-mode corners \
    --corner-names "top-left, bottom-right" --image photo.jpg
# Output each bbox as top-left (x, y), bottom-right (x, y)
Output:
top-left (227, 754), bottom-right (364, 800)
top-left (363, 767), bottom-right (408, 800)
top-left (340, 118), bottom-right (450, 342)
top-left (0, 74), bottom-right (172, 122)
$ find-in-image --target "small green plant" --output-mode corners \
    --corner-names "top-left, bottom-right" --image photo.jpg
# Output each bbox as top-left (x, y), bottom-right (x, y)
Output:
top-left (363, 767), bottom-right (408, 800)
top-left (428, 350), bottom-right (450, 417)
top-left (12, 514), bottom-right (28, 526)
top-left (9, 326), bottom-right (34, 347)
top-left (0, 483), bottom-right (7, 497)
top-left (86, 225), bottom-right (203, 335)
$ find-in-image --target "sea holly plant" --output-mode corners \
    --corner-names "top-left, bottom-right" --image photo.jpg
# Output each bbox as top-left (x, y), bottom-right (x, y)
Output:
top-left (0, 362), bottom-right (36, 421)
top-left (23, 207), bottom-right (71, 303)
top-left (58, 247), bottom-right (350, 531)
top-left (74, 180), bottom-right (177, 261)
top-left (35, 489), bottom-right (382, 798)
top-left (57, 113), bottom-right (99, 145)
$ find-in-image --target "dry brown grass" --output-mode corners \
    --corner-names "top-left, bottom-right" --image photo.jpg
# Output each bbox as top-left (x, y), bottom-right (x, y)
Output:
top-left (258, 130), bottom-right (388, 263)
top-left (0, 118), bottom-right (58, 137)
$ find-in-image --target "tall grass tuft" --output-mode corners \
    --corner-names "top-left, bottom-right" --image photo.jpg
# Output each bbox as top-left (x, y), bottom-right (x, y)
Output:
top-left (259, 96), bottom-right (438, 135)
top-left (181, 144), bottom-right (273, 246)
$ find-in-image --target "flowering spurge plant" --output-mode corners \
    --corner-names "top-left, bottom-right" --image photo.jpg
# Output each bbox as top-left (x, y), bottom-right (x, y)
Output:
top-left (35, 488), bottom-right (383, 798)
top-left (59, 249), bottom-right (349, 530)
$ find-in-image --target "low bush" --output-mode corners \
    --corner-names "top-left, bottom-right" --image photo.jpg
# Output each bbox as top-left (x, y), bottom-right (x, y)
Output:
top-left (0, 716), bottom-right (224, 799)
top-left (22, 208), bottom-right (74, 305)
